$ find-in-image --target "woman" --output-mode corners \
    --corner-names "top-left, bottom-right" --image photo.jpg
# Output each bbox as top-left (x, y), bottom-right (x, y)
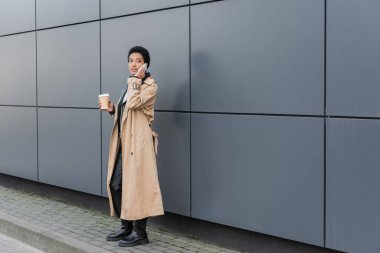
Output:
top-left (99, 46), bottom-right (164, 247)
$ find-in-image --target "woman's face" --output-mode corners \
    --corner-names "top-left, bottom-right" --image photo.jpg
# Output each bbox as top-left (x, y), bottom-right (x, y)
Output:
top-left (128, 52), bottom-right (145, 76)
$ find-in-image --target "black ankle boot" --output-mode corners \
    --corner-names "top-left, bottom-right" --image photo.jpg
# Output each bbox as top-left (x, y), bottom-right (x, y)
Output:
top-left (118, 218), bottom-right (149, 247)
top-left (106, 219), bottom-right (133, 241)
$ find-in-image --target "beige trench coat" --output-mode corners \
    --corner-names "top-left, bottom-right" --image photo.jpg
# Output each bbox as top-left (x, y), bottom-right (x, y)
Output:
top-left (106, 76), bottom-right (164, 220)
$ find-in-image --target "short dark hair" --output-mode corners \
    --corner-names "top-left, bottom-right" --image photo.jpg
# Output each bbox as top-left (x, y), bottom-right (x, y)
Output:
top-left (128, 46), bottom-right (150, 68)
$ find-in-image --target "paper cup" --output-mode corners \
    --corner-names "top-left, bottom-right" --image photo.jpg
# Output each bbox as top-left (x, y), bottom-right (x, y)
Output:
top-left (98, 94), bottom-right (110, 109)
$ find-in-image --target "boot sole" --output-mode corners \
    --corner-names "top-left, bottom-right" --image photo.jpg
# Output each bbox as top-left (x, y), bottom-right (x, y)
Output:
top-left (119, 238), bottom-right (149, 247)
top-left (106, 235), bottom-right (125, 241)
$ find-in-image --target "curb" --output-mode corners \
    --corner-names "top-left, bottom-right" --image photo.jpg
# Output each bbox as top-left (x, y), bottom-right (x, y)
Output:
top-left (0, 211), bottom-right (111, 253)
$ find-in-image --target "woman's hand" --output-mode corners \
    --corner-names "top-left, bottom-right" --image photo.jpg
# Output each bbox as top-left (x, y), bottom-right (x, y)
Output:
top-left (98, 100), bottom-right (115, 113)
top-left (134, 64), bottom-right (146, 79)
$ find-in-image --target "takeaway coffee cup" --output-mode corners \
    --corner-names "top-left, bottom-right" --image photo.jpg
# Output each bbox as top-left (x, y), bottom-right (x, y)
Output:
top-left (98, 93), bottom-right (110, 110)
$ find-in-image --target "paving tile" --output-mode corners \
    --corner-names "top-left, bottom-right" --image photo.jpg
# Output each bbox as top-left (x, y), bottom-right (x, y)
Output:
top-left (220, 249), bottom-right (242, 253)
top-left (100, 243), bottom-right (118, 250)
top-left (0, 186), bottom-right (240, 253)
top-left (113, 248), bottom-right (133, 253)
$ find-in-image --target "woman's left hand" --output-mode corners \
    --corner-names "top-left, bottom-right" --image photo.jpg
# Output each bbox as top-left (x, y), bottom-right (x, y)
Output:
top-left (134, 64), bottom-right (146, 79)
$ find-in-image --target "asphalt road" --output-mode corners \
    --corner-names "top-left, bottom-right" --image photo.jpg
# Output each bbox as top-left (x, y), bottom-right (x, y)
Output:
top-left (0, 233), bottom-right (44, 253)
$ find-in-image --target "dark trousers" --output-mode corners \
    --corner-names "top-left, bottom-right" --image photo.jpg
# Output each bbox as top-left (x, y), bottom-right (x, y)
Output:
top-left (110, 147), bottom-right (123, 218)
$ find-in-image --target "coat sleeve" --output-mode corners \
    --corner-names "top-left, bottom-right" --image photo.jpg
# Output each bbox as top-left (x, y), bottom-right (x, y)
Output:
top-left (126, 77), bottom-right (157, 110)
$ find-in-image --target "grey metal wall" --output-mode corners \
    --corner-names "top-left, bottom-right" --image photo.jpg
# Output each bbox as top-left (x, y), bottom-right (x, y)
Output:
top-left (326, 1), bottom-right (380, 253)
top-left (0, 0), bottom-right (379, 252)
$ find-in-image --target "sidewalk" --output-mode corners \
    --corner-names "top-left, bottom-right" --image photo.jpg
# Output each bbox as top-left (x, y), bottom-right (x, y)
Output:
top-left (0, 185), bottom-right (241, 253)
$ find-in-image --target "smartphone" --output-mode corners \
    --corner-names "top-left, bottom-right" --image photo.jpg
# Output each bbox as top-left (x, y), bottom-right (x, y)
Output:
top-left (141, 63), bottom-right (148, 72)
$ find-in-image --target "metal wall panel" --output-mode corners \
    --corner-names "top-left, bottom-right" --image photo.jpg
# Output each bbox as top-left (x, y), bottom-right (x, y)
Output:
top-left (190, 0), bottom-right (212, 3)
top-left (36, 0), bottom-right (99, 29)
top-left (192, 114), bottom-right (324, 246)
top-left (327, 119), bottom-right (380, 253)
top-left (0, 32), bottom-right (36, 106)
top-left (101, 7), bottom-right (189, 111)
top-left (152, 112), bottom-right (190, 216)
top-left (38, 108), bottom-right (101, 195)
top-left (0, 107), bottom-right (37, 181)
top-left (191, 0), bottom-right (324, 115)
top-left (0, 0), bottom-right (35, 36)
top-left (37, 22), bottom-right (100, 108)
top-left (101, 0), bottom-right (188, 19)
top-left (326, 0), bottom-right (380, 117)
